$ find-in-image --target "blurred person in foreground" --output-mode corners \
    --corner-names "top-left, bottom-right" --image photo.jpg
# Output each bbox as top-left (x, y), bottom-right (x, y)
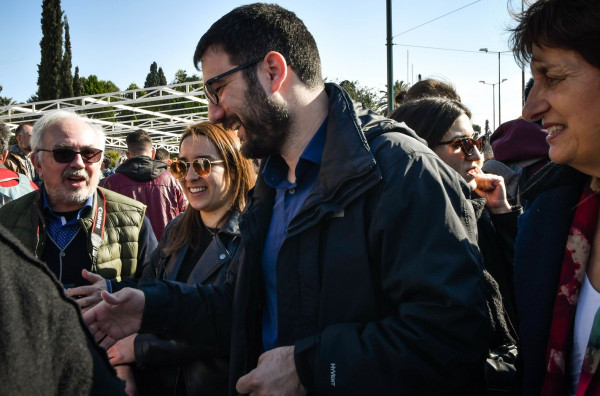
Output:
top-left (85, 3), bottom-right (487, 395)
top-left (509, 0), bottom-right (600, 394)
top-left (0, 222), bottom-right (126, 394)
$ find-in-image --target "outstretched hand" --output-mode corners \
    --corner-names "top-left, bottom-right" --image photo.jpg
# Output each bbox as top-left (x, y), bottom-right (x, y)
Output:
top-left (236, 346), bottom-right (307, 396)
top-left (473, 172), bottom-right (512, 214)
top-left (65, 269), bottom-right (107, 313)
top-left (83, 287), bottom-right (145, 349)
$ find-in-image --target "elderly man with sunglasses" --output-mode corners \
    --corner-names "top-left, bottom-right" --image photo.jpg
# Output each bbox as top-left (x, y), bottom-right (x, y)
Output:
top-left (0, 110), bottom-right (157, 313)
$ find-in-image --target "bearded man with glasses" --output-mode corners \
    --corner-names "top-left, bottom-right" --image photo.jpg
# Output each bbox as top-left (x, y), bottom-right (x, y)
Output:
top-left (0, 109), bottom-right (157, 314)
top-left (84, 4), bottom-right (488, 395)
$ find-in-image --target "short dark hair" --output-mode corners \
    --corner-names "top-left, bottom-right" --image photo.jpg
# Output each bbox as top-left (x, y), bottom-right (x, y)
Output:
top-left (0, 122), bottom-right (11, 153)
top-left (403, 79), bottom-right (461, 104)
top-left (102, 156), bottom-right (112, 168)
top-left (126, 129), bottom-right (153, 156)
top-left (389, 97), bottom-right (471, 148)
top-left (154, 147), bottom-right (170, 161)
top-left (15, 123), bottom-right (33, 137)
top-left (194, 3), bottom-right (323, 88)
top-left (510, 0), bottom-right (600, 70)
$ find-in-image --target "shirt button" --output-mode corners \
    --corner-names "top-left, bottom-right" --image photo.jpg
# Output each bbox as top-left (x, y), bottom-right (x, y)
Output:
top-left (219, 254), bottom-right (227, 260)
top-left (60, 252), bottom-right (66, 257)
top-left (289, 189), bottom-right (296, 195)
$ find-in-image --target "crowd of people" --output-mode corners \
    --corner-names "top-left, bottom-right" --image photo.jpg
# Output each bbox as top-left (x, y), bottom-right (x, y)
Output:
top-left (0, 0), bottom-right (599, 395)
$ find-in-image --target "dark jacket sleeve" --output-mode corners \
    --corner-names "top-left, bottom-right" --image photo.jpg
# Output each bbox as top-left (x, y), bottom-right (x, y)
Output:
top-left (134, 333), bottom-right (225, 368)
top-left (294, 143), bottom-right (489, 394)
top-left (138, 273), bottom-right (236, 353)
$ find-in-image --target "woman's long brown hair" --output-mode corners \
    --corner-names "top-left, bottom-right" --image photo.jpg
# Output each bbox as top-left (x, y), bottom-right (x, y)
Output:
top-left (163, 122), bottom-right (256, 254)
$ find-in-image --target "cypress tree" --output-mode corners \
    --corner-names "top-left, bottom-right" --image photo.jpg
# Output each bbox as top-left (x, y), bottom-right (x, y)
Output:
top-left (158, 67), bottom-right (167, 86)
top-left (73, 66), bottom-right (82, 97)
top-left (37, 0), bottom-right (64, 100)
top-left (144, 62), bottom-right (159, 88)
top-left (60, 16), bottom-right (74, 98)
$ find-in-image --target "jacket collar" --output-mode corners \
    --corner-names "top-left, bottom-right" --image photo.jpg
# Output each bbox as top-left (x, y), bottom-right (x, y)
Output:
top-left (250, 83), bottom-right (382, 209)
top-left (9, 144), bottom-right (27, 158)
top-left (218, 210), bottom-right (241, 237)
top-left (521, 162), bottom-right (590, 202)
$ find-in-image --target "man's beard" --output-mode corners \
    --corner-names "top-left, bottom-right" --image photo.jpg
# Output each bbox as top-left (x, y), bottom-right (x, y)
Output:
top-left (237, 77), bottom-right (292, 159)
top-left (54, 169), bottom-right (95, 206)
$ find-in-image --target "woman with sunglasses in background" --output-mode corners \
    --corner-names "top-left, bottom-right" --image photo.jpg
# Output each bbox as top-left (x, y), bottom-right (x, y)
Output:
top-left (105, 122), bottom-right (256, 396)
top-left (390, 97), bottom-right (521, 394)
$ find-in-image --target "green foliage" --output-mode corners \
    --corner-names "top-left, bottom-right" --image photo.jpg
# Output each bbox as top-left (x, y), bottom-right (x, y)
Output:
top-left (105, 151), bottom-right (120, 168)
top-left (0, 85), bottom-right (16, 108)
top-left (59, 16), bottom-right (73, 98)
top-left (80, 75), bottom-right (119, 95)
top-left (172, 69), bottom-right (200, 85)
top-left (79, 75), bottom-right (120, 119)
top-left (37, 0), bottom-right (64, 101)
top-left (339, 80), bottom-right (381, 112)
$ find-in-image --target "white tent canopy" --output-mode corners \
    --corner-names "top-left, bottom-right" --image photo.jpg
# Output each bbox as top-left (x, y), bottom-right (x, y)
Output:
top-left (0, 81), bottom-right (209, 153)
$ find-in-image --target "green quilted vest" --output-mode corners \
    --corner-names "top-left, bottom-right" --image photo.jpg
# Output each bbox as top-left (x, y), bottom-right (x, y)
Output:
top-left (0, 187), bottom-right (147, 281)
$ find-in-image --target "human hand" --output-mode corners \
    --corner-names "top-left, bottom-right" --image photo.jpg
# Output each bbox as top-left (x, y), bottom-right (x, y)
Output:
top-left (236, 346), bottom-right (307, 396)
top-left (114, 364), bottom-right (138, 396)
top-left (107, 333), bottom-right (137, 366)
top-left (474, 172), bottom-right (512, 214)
top-left (83, 288), bottom-right (145, 350)
top-left (65, 269), bottom-right (107, 313)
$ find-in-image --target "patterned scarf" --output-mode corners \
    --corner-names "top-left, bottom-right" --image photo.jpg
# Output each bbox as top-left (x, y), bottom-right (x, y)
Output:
top-left (541, 186), bottom-right (600, 395)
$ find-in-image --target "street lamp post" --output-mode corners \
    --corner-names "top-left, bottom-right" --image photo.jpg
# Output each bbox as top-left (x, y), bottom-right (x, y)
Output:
top-left (480, 79), bottom-right (507, 132)
top-left (480, 48), bottom-right (512, 125)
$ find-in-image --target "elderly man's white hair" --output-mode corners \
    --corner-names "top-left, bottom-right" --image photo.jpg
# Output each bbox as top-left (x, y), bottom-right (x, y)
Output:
top-left (31, 110), bottom-right (106, 161)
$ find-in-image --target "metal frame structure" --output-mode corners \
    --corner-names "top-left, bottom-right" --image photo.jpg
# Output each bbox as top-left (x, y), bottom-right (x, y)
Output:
top-left (0, 81), bottom-right (209, 153)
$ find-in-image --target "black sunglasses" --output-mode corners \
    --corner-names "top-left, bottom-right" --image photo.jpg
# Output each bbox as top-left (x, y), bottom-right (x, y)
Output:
top-left (170, 158), bottom-right (224, 179)
top-left (437, 136), bottom-right (486, 156)
top-left (38, 147), bottom-right (103, 164)
top-left (203, 58), bottom-right (263, 105)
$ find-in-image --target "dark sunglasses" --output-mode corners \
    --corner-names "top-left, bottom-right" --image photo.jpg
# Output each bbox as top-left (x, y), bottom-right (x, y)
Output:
top-left (203, 58), bottom-right (263, 105)
top-left (437, 136), bottom-right (486, 156)
top-left (38, 147), bottom-right (103, 163)
top-left (170, 158), bottom-right (224, 179)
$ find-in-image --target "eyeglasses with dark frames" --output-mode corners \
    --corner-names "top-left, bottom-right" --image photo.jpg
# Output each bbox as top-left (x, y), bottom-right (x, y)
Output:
top-left (203, 58), bottom-right (263, 105)
top-left (436, 136), bottom-right (486, 157)
top-left (170, 158), bottom-right (225, 179)
top-left (38, 147), bottom-right (103, 164)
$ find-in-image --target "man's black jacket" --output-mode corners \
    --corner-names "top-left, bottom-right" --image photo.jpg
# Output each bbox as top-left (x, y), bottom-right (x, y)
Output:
top-left (141, 83), bottom-right (488, 395)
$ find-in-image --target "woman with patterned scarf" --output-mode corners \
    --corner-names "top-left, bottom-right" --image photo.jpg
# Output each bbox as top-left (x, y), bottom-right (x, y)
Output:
top-left (510, 1), bottom-right (600, 395)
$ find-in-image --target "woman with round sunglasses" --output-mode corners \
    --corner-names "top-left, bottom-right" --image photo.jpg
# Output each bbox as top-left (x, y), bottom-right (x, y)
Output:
top-left (105, 122), bottom-right (256, 396)
top-left (390, 97), bottom-right (521, 393)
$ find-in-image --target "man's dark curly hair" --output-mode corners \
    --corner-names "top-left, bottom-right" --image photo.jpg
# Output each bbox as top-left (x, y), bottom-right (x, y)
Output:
top-left (194, 3), bottom-right (323, 89)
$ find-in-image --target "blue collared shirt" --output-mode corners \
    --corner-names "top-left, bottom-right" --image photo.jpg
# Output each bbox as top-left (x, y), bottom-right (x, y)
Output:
top-left (42, 188), bottom-right (93, 250)
top-left (261, 118), bottom-right (327, 351)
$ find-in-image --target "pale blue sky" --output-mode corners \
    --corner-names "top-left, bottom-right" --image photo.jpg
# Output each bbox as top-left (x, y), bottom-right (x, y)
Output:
top-left (0, 0), bottom-right (526, 130)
